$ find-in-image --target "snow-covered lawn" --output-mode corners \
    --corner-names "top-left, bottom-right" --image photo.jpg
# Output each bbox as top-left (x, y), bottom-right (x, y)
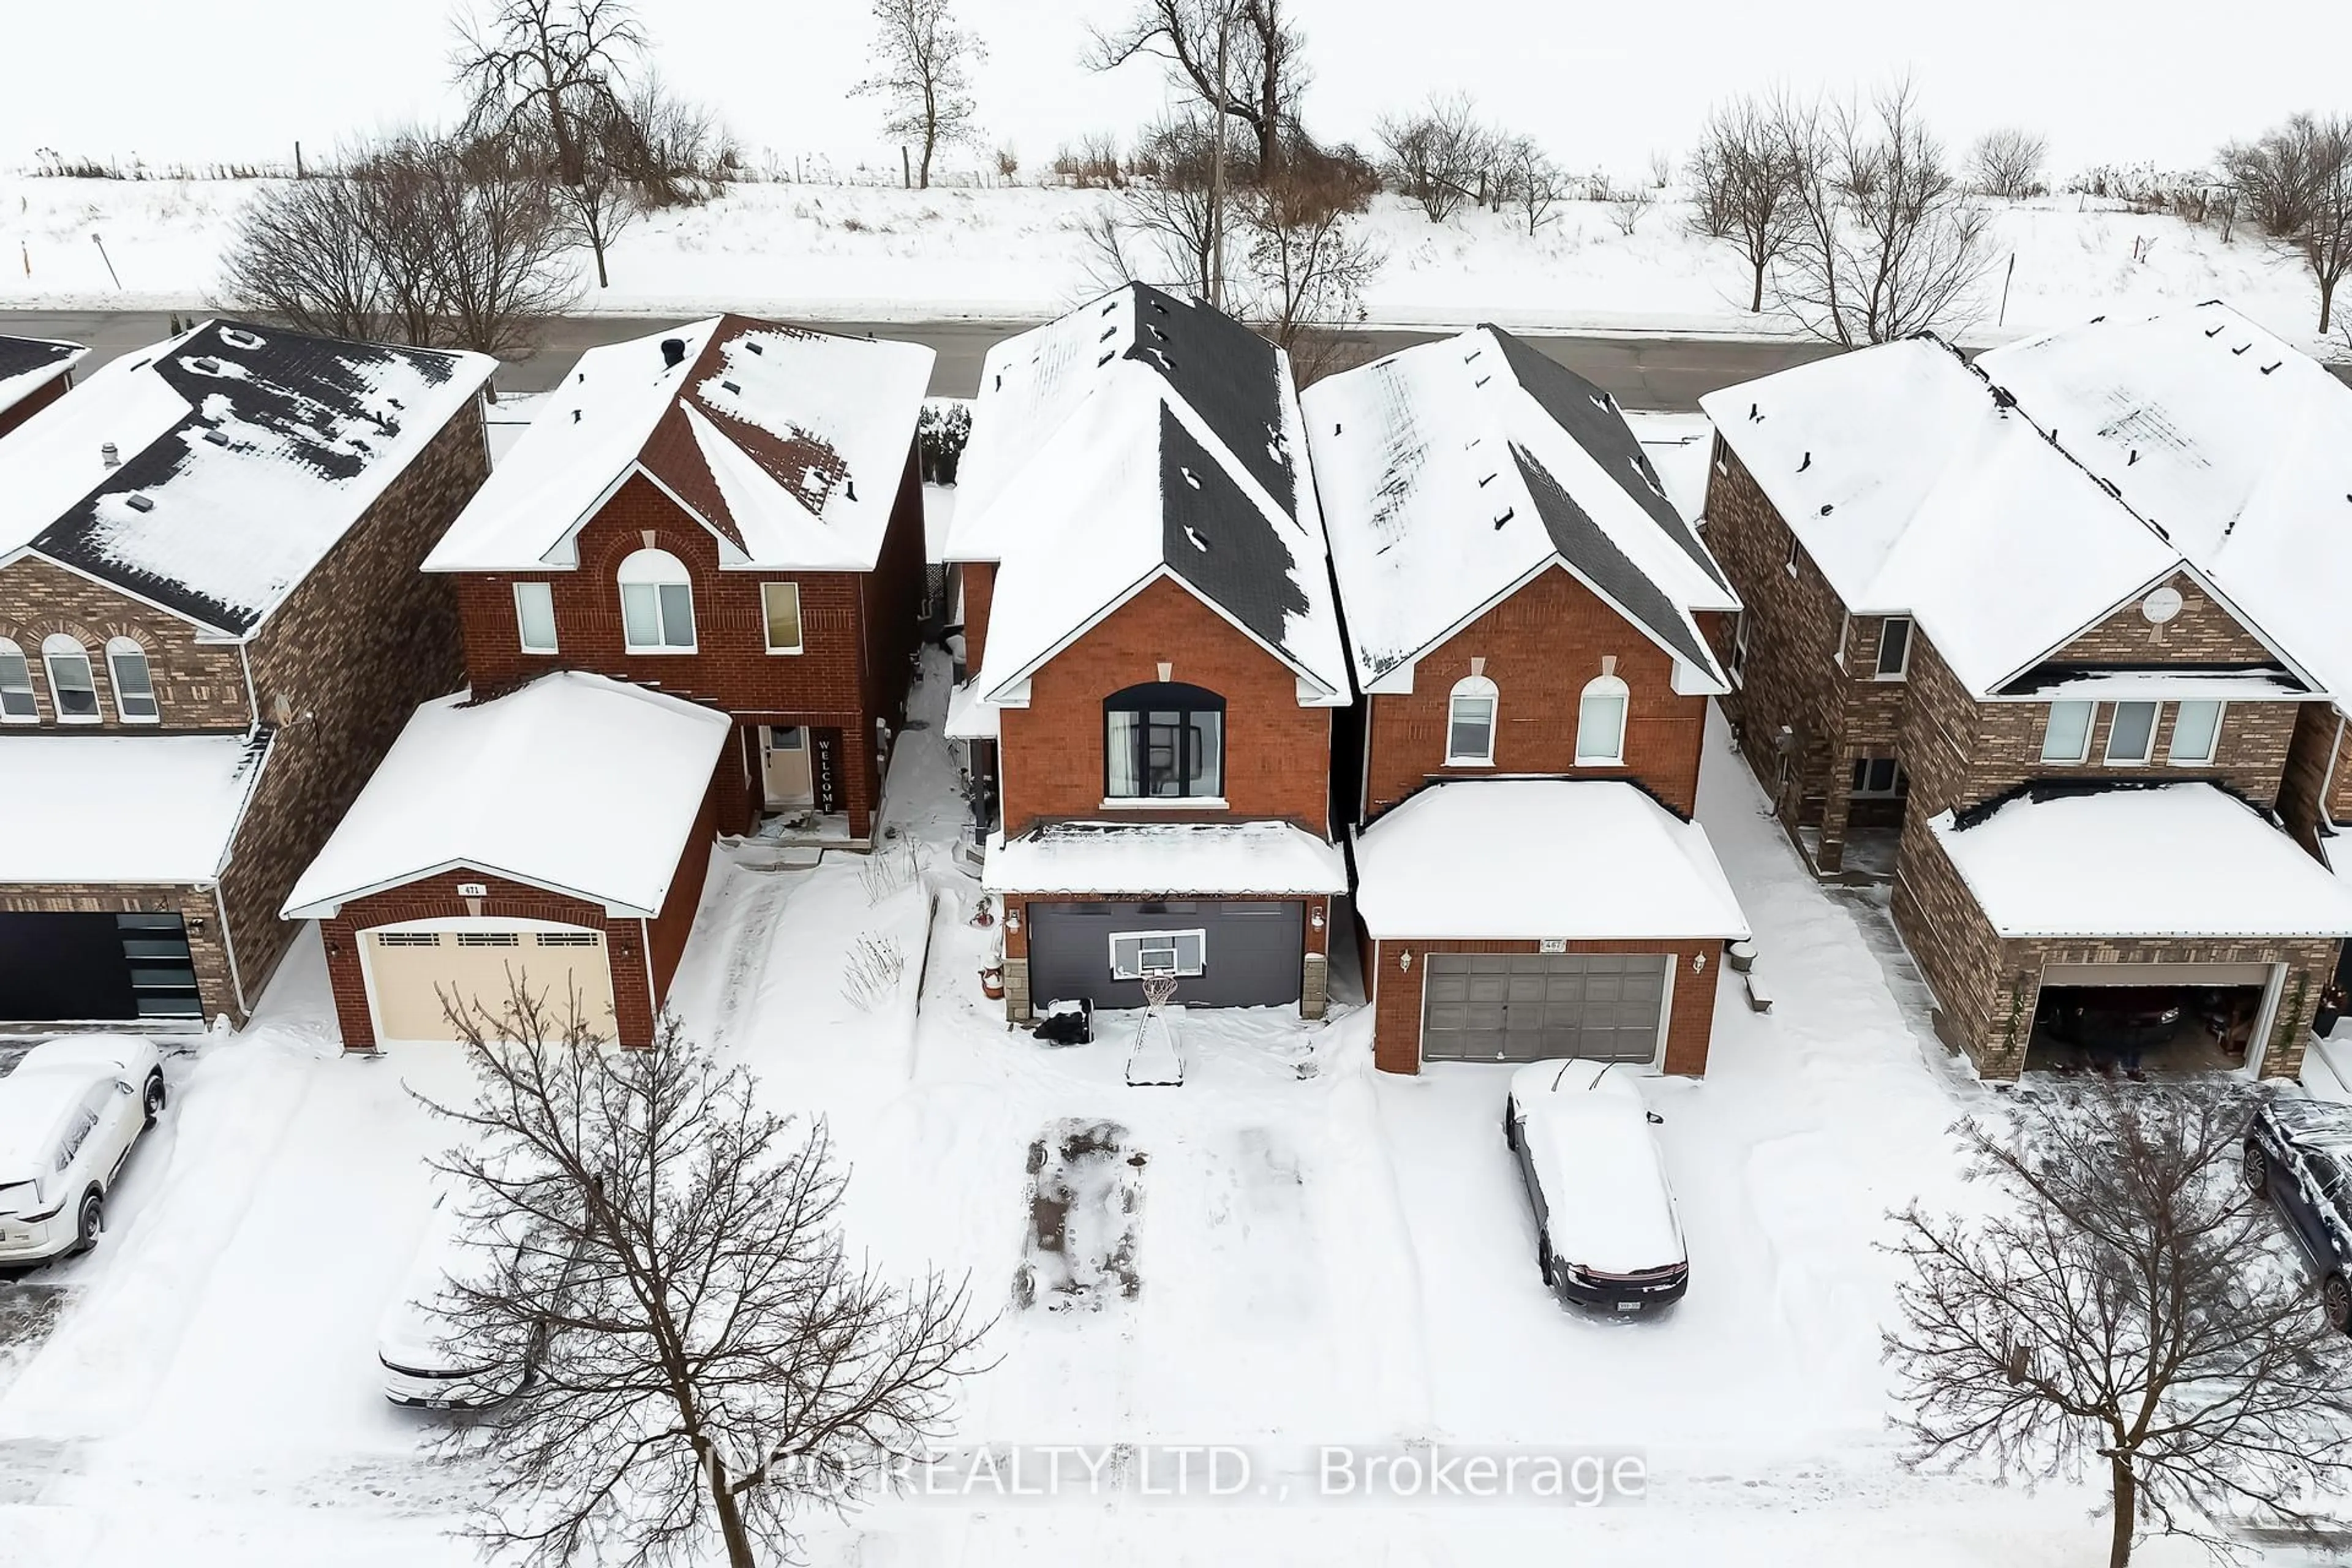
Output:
top-left (0, 660), bottom-right (2253, 1565)
top-left (4, 176), bottom-right (2343, 356)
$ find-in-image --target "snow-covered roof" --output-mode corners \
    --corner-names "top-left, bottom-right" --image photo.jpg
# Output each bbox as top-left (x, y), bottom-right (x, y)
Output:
top-left (283, 673), bottom-right (732, 921)
top-left (1352, 780), bottom-right (1749, 941)
top-left (0, 731), bottom-right (271, 884)
top-left (946, 285), bottom-right (1349, 707)
top-left (1928, 782), bottom-right (2352, 940)
top-left (424, 316), bottom-right (932, 574)
top-left (1977, 302), bottom-right (2352, 710)
top-left (1306, 326), bottom-right (1738, 695)
top-left (0, 336), bottom-right (86, 419)
top-left (982, 819), bottom-right (1349, 897)
top-left (0, 320), bottom-right (492, 638)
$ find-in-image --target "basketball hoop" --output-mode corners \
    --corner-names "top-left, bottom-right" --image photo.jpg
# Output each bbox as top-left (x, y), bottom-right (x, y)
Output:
top-left (1140, 974), bottom-right (1179, 1011)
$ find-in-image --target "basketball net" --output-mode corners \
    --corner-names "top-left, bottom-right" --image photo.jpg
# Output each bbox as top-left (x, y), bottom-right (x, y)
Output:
top-left (1140, 974), bottom-right (1178, 1011)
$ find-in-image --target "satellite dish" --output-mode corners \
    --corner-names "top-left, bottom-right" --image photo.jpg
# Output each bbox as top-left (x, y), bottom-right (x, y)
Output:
top-left (2141, 586), bottom-right (2184, 624)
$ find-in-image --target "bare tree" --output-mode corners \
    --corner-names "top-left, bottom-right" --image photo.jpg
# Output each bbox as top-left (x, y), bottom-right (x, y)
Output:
top-left (1498, 135), bottom-right (1566, 235)
top-left (2223, 113), bottom-right (2352, 333)
top-left (218, 163), bottom-right (392, 341)
top-left (1771, 81), bottom-right (1991, 346)
top-left (454, 0), bottom-right (649, 288)
top-left (1093, 117), bottom-right (1221, 297)
top-left (1087, 0), bottom-right (1306, 181)
top-left (1232, 164), bottom-right (1379, 379)
top-left (1607, 181), bottom-right (1654, 236)
top-left (416, 984), bottom-right (990, 1568)
top-left (411, 138), bottom-right (578, 358)
top-left (1687, 93), bottom-right (1806, 312)
top-left (1969, 126), bottom-right (2049, 200)
top-left (1885, 1084), bottom-right (2352, 1568)
top-left (855, 0), bottom-right (984, 190)
top-left (1375, 91), bottom-right (1494, 223)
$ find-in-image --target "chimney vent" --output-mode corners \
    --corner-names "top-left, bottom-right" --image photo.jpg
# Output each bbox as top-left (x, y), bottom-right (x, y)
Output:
top-left (661, 338), bottom-right (687, 369)
top-left (101, 442), bottom-right (120, 467)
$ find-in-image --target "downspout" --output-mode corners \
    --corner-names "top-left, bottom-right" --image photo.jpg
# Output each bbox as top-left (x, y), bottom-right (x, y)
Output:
top-left (2324, 712), bottom-right (2350, 839)
top-left (211, 880), bottom-right (251, 1020)
top-left (238, 641), bottom-right (262, 733)
top-left (640, 917), bottom-right (659, 1044)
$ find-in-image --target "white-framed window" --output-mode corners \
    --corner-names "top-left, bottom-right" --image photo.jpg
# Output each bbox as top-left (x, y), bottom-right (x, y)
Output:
top-left (41, 635), bottom-right (100, 723)
top-left (2041, 701), bottom-right (2094, 764)
top-left (1874, 616), bottom-right (1913, 680)
top-left (1575, 674), bottom-right (1629, 764)
top-left (1850, 756), bottom-right (1905, 797)
top-left (2169, 699), bottom-right (2224, 764)
top-left (1446, 675), bottom-right (1497, 764)
top-left (105, 638), bottom-right (159, 722)
top-left (1109, 928), bottom-right (1207, 980)
top-left (514, 581), bottom-right (559, 654)
top-left (0, 638), bottom-right (37, 723)
top-left (2105, 700), bottom-right (2159, 764)
top-left (1728, 613), bottom-right (1750, 685)
top-left (763, 582), bottom-right (804, 654)
top-left (617, 548), bottom-right (696, 652)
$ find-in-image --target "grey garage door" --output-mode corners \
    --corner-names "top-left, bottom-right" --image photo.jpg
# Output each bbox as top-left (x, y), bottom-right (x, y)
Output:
top-left (1027, 900), bottom-right (1303, 1011)
top-left (1421, 952), bottom-right (1668, 1063)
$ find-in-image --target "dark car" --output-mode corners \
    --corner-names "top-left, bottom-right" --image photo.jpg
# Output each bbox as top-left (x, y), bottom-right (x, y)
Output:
top-left (1503, 1061), bottom-right (1688, 1313)
top-left (2040, 989), bottom-right (2185, 1052)
top-left (2244, 1098), bottom-right (2352, 1333)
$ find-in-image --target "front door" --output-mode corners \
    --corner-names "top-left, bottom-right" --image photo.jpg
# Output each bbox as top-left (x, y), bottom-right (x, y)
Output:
top-left (762, 726), bottom-right (814, 808)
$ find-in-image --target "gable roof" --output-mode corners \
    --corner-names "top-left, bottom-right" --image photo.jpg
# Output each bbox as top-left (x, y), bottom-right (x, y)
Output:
top-left (1303, 326), bottom-right (1738, 695)
top-left (0, 336), bottom-right (86, 420)
top-left (282, 672), bottom-right (732, 921)
top-left (1700, 318), bottom-right (2324, 699)
top-left (424, 316), bottom-right (933, 574)
top-left (950, 285), bottom-right (1348, 705)
top-left (0, 320), bottom-right (492, 638)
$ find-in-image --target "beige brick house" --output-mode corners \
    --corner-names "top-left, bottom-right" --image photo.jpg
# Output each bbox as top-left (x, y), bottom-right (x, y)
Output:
top-left (0, 320), bottom-right (494, 1029)
top-left (1700, 302), bottom-right (2352, 1080)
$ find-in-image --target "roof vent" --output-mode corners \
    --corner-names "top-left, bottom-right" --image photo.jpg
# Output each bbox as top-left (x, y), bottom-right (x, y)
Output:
top-left (2204, 324), bottom-right (2225, 338)
top-left (2128, 448), bottom-right (2139, 466)
top-left (573, 408), bottom-right (582, 423)
top-left (846, 478), bottom-right (858, 502)
top-left (1797, 451), bottom-right (1812, 473)
top-left (1748, 402), bottom-right (1761, 421)
top-left (203, 429), bottom-right (231, 447)
top-left (1819, 503), bottom-right (1834, 516)
top-left (218, 327), bottom-right (265, 352)
top-left (2261, 361), bottom-right (2282, 375)
top-left (100, 442), bottom-right (121, 467)
top-left (661, 338), bottom-right (687, 369)
top-left (125, 493), bottom-right (155, 513)
top-left (722, 380), bottom-right (741, 395)
top-left (746, 341), bottom-right (764, 355)
top-left (1477, 472), bottom-right (1496, 488)
top-left (1493, 507), bottom-right (1514, 529)
top-left (2231, 342), bottom-right (2250, 356)
top-left (187, 356), bottom-right (225, 375)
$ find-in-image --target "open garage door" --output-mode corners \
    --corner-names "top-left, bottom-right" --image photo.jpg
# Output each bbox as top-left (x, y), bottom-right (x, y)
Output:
top-left (2029, 962), bottom-right (2280, 1074)
top-left (1422, 952), bottom-right (1668, 1065)
top-left (0, 911), bottom-right (202, 1023)
top-left (362, 925), bottom-right (617, 1044)
top-left (1025, 901), bottom-right (1303, 1012)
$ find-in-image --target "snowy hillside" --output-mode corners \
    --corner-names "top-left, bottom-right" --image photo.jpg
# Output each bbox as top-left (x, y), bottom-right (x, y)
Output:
top-left (3, 175), bottom-right (2341, 351)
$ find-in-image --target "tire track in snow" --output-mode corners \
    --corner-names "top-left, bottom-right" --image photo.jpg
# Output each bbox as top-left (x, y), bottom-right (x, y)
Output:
top-left (708, 867), bottom-right (800, 1053)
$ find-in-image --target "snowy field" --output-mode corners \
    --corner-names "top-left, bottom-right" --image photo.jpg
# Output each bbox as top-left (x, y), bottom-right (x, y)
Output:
top-left (4, 175), bottom-right (2344, 353)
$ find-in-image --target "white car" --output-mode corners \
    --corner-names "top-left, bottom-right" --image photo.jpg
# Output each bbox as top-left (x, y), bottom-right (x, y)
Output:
top-left (1503, 1059), bottom-right (1689, 1312)
top-left (0, 1035), bottom-right (167, 1264)
top-left (377, 1180), bottom-right (533, 1409)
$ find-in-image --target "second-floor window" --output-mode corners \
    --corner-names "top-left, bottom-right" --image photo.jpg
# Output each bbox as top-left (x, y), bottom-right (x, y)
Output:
top-left (1447, 676), bottom-right (1497, 764)
top-left (2042, 701), bottom-right (2095, 763)
top-left (42, 635), bottom-right (100, 723)
top-left (514, 582), bottom-right (559, 654)
top-left (2106, 701), bottom-right (2159, 764)
top-left (106, 638), bottom-right (159, 722)
top-left (2169, 700), bottom-right (2223, 764)
top-left (618, 548), bottom-right (695, 653)
top-left (1105, 682), bottom-right (1224, 801)
top-left (1875, 616), bottom-right (1913, 679)
top-left (0, 639), bottom-right (36, 723)
top-left (763, 582), bottom-right (804, 654)
top-left (1576, 675), bottom-right (1629, 766)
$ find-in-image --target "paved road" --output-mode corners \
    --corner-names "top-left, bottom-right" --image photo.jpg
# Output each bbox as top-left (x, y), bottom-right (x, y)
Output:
top-left (0, 308), bottom-right (1841, 410)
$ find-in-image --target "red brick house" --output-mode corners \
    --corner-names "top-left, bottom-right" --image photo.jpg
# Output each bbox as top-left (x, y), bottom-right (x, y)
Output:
top-left (422, 315), bottom-right (934, 843)
top-left (284, 673), bottom-right (730, 1049)
top-left (0, 320), bottom-right (494, 1028)
top-left (0, 336), bottom-right (86, 437)
top-left (1700, 303), bottom-right (2352, 1080)
top-left (945, 285), bottom-right (1351, 1020)
top-left (1305, 326), bottom-right (1749, 1075)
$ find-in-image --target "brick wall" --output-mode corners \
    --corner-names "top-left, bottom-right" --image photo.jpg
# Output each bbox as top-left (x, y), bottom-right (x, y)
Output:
top-left (2050, 571), bottom-right (2274, 666)
top-left (1359, 566), bottom-right (1706, 825)
top-left (0, 555), bottom-right (251, 731)
top-left (2281, 703), bottom-right (2352, 854)
top-left (1364, 936), bottom-right (1719, 1076)
top-left (320, 869), bottom-right (658, 1050)
top-left (997, 574), bottom-right (1333, 838)
top-left (0, 371), bottom-right (70, 438)
top-left (646, 767), bottom-right (723, 1002)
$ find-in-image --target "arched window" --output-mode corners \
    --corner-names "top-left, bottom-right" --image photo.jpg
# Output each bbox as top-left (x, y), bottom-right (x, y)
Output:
top-left (617, 548), bottom-right (695, 652)
top-left (0, 638), bottom-right (36, 723)
top-left (1575, 674), bottom-right (1628, 765)
top-left (1446, 675), bottom-right (1497, 764)
top-left (41, 635), bottom-right (99, 723)
top-left (107, 637), bottom-right (159, 722)
top-left (1104, 682), bottom-right (1225, 800)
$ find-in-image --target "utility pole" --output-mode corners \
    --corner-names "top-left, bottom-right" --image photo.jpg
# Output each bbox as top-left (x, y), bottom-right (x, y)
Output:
top-left (1998, 252), bottom-right (2016, 327)
top-left (1207, 1), bottom-right (1236, 309)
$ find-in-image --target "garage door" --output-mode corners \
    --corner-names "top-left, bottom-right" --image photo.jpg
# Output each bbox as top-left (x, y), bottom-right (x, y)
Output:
top-left (1026, 901), bottom-right (1303, 1011)
top-left (0, 911), bottom-right (202, 1022)
top-left (363, 927), bottom-right (617, 1043)
top-left (1421, 952), bottom-right (1668, 1064)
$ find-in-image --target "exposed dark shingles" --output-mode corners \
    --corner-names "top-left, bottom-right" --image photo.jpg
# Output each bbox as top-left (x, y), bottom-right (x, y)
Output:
top-left (1160, 405), bottom-right (1308, 657)
top-left (31, 320), bottom-right (463, 633)
top-left (1485, 325), bottom-right (1729, 589)
top-left (0, 336), bottom-right (80, 400)
top-left (1123, 283), bottom-right (1296, 518)
top-left (1513, 445), bottom-right (1715, 674)
top-left (1997, 660), bottom-right (2307, 696)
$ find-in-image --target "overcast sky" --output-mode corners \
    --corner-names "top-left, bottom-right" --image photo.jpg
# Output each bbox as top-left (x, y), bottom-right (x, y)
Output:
top-left (4, 1), bottom-right (2345, 181)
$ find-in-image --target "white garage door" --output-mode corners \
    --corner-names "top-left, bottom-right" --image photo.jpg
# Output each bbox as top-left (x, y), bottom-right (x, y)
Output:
top-left (1421, 952), bottom-right (1669, 1064)
top-left (363, 926), bottom-right (616, 1044)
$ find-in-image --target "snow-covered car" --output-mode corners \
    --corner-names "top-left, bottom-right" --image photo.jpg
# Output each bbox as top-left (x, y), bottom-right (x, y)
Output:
top-left (2244, 1096), bottom-right (2352, 1333)
top-left (1503, 1060), bottom-right (1689, 1312)
top-left (377, 1181), bottom-right (533, 1409)
top-left (0, 1034), bottom-right (167, 1264)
